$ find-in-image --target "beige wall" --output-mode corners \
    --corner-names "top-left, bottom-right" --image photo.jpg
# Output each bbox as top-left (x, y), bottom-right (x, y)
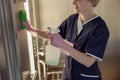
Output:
top-left (39, 0), bottom-right (104, 29)
top-left (99, 0), bottom-right (120, 80)
top-left (39, 0), bottom-right (73, 30)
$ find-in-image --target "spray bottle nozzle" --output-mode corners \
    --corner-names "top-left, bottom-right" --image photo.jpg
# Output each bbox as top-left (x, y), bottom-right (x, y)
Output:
top-left (47, 27), bottom-right (60, 34)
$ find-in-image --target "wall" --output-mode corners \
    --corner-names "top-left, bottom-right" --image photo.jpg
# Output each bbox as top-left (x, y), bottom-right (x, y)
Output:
top-left (98, 0), bottom-right (120, 80)
top-left (39, 0), bottom-right (72, 30)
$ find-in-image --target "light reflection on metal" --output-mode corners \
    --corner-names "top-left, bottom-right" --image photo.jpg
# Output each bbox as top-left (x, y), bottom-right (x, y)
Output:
top-left (24, 0), bottom-right (36, 75)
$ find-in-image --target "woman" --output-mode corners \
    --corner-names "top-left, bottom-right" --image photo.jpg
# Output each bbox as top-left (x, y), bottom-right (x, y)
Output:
top-left (24, 0), bottom-right (109, 80)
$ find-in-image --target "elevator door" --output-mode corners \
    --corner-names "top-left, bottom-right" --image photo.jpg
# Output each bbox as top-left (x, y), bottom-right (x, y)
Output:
top-left (0, 9), bottom-right (8, 80)
top-left (0, 0), bottom-right (26, 80)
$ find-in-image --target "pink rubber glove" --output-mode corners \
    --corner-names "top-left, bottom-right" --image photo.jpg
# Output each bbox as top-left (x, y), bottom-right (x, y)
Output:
top-left (48, 33), bottom-right (72, 56)
top-left (60, 40), bottom-right (73, 56)
top-left (24, 20), bottom-right (38, 32)
top-left (24, 20), bottom-right (39, 37)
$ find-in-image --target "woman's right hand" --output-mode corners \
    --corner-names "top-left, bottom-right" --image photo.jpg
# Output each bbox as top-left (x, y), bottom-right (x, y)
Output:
top-left (24, 20), bottom-right (40, 37)
top-left (24, 20), bottom-right (32, 31)
top-left (24, 20), bottom-right (50, 39)
top-left (24, 20), bottom-right (38, 32)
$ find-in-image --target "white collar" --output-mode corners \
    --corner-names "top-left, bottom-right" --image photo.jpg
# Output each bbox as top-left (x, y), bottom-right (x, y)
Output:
top-left (79, 15), bottom-right (99, 25)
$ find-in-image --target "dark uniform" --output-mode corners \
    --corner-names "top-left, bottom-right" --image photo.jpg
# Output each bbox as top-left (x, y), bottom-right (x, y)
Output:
top-left (58, 14), bottom-right (110, 80)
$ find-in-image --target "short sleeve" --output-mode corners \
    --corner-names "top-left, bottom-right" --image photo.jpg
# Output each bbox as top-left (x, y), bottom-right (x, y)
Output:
top-left (85, 25), bottom-right (109, 61)
top-left (58, 19), bottom-right (68, 39)
top-left (58, 14), bottom-right (78, 39)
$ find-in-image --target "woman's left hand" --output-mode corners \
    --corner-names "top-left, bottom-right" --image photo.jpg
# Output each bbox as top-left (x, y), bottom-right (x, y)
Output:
top-left (48, 33), bottom-right (73, 56)
top-left (48, 33), bottom-right (65, 49)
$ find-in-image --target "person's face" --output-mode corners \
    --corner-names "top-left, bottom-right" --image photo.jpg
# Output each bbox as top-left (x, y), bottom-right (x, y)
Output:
top-left (72, 0), bottom-right (92, 13)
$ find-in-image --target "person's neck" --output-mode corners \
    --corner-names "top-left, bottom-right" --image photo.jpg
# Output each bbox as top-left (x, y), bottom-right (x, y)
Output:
top-left (79, 11), bottom-right (97, 24)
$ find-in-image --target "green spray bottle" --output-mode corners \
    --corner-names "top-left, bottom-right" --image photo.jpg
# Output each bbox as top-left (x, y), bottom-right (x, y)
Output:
top-left (19, 10), bottom-right (27, 29)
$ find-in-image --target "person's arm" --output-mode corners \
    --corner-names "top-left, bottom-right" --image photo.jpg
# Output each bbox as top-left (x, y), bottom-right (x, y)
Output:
top-left (49, 24), bottom-right (109, 67)
top-left (24, 20), bottom-right (49, 39)
top-left (49, 34), bottom-right (96, 67)
top-left (64, 44), bottom-right (96, 68)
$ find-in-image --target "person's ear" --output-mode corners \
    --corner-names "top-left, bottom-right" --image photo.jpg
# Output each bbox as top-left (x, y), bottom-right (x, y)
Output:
top-left (88, 0), bottom-right (93, 7)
